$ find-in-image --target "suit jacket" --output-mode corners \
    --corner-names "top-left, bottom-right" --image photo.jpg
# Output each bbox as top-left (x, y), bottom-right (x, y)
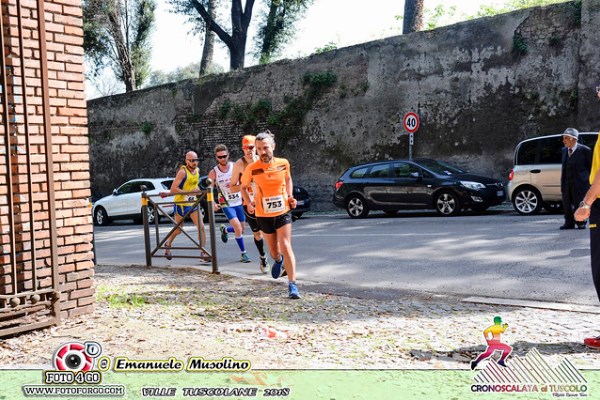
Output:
top-left (561, 144), bottom-right (592, 195)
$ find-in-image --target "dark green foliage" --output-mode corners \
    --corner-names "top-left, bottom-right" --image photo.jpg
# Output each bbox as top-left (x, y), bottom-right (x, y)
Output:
top-left (218, 99), bottom-right (233, 119)
top-left (83, 0), bottom-right (156, 91)
top-left (256, 0), bottom-right (313, 64)
top-left (141, 121), bottom-right (154, 135)
top-left (512, 33), bottom-right (528, 54)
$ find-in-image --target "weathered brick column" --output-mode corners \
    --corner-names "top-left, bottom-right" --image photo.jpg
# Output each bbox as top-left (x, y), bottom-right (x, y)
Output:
top-left (0, 0), bottom-right (94, 335)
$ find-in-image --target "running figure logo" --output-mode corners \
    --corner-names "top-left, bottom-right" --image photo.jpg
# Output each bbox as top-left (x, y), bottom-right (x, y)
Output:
top-left (471, 316), bottom-right (512, 370)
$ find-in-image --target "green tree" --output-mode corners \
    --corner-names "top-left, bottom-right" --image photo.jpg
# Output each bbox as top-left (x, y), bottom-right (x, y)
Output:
top-left (474, 0), bottom-right (570, 18)
top-left (83, 0), bottom-right (156, 92)
top-left (144, 62), bottom-right (225, 87)
top-left (170, 0), bottom-right (257, 70)
top-left (255, 0), bottom-right (313, 64)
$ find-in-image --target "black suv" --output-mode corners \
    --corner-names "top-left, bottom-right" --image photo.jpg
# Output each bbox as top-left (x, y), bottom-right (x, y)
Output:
top-left (333, 158), bottom-right (506, 218)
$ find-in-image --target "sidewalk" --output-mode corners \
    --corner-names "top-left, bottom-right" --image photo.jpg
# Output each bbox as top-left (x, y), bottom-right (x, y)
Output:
top-left (1, 263), bottom-right (599, 370)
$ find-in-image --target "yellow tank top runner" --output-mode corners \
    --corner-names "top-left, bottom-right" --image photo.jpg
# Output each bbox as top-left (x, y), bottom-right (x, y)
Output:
top-left (175, 166), bottom-right (199, 206)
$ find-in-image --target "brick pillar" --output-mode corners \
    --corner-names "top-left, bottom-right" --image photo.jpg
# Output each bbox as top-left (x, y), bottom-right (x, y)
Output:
top-left (0, 0), bottom-right (94, 331)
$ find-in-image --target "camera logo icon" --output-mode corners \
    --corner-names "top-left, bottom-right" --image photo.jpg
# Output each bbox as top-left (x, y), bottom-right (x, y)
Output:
top-left (52, 341), bottom-right (102, 371)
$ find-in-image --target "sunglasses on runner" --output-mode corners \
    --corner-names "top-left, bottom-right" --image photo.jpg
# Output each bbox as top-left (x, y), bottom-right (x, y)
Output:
top-left (216, 154), bottom-right (229, 159)
top-left (243, 146), bottom-right (255, 150)
top-left (187, 159), bottom-right (199, 162)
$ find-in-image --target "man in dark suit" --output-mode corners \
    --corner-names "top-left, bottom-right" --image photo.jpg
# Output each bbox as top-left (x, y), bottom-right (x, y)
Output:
top-left (561, 128), bottom-right (592, 229)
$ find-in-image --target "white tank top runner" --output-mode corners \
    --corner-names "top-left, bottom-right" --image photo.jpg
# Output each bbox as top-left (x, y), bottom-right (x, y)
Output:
top-left (214, 162), bottom-right (242, 207)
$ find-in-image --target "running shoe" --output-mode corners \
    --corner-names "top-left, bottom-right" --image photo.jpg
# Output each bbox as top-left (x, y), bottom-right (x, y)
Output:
top-left (165, 245), bottom-right (172, 260)
top-left (497, 360), bottom-right (507, 367)
top-left (288, 282), bottom-right (300, 299)
top-left (219, 224), bottom-right (228, 243)
top-left (584, 336), bottom-right (600, 350)
top-left (271, 255), bottom-right (284, 279)
top-left (259, 256), bottom-right (270, 274)
top-left (240, 252), bottom-right (251, 263)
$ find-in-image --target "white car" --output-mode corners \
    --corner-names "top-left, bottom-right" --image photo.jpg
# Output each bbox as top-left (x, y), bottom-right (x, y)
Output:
top-left (93, 178), bottom-right (175, 225)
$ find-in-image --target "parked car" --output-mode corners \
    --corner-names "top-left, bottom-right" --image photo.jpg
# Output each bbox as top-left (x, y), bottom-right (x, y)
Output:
top-left (333, 158), bottom-right (506, 218)
top-left (93, 178), bottom-right (175, 225)
top-left (291, 186), bottom-right (311, 219)
top-left (507, 132), bottom-right (598, 215)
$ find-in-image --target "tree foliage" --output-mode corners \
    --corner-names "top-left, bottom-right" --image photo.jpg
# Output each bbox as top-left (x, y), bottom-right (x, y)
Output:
top-left (169, 0), bottom-right (256, 70)
top-left (473, 0), bottom-right (569, 18)
top-left (144, 62), bottom-right (225, 87)
top-left (254, 0), bottom-right (312, 64)
top-left (83, 0), bottom-right (156, 92)
top-left (170, 0), bottom-right (312, 70)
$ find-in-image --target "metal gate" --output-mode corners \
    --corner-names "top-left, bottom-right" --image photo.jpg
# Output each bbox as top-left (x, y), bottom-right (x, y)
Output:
top-left (0, 0), bottom-right (60, 337)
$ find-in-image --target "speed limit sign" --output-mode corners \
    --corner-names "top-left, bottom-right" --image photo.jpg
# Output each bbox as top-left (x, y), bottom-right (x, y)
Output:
top-left (403, 112), bottom-right (420, 133)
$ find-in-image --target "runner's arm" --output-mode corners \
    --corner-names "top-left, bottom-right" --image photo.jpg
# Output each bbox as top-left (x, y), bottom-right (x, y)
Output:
top-left (229, 160), bottom-right (244, 193)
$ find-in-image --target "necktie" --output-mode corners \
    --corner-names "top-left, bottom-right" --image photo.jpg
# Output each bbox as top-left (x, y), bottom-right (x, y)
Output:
top-left (568, 148), bottom-right (573, 157)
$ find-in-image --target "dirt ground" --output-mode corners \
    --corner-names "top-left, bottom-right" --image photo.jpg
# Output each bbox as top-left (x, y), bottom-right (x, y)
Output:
top-left (1, 264), bottom-right (597, 371)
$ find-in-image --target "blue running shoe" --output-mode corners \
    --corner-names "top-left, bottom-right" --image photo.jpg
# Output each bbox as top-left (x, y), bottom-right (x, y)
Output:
top-left (271, 255), bottom-right (284, 279)
top-left (240, 252), bottom-right (251, 263)
top-left (219, 224), bottom-right (228, 243)
top-left (288, 282), bottom-right (300, 299)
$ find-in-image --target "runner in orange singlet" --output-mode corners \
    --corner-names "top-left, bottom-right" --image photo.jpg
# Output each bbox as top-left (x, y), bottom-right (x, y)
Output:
top-left (240, 131), bottom-right (300, 299)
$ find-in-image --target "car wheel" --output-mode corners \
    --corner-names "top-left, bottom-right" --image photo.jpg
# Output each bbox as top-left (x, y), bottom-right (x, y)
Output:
top-left (346, 195), bottom-right (369, 218)
top-left (512, 187), bottom-right (543, 215)
top-left (435, 191), bottom-right (461, 216)
top-left (94, 207), bottom-right (111, 226)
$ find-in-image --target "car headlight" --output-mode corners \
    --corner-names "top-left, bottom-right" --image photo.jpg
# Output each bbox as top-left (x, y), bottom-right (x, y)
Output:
top-left (460, 181), bottom-right (486, 190)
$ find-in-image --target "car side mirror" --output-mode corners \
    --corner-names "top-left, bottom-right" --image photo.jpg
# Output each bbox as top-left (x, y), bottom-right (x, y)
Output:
top-left (112, 189), bottom-right (118, 196)
top-left (410, 172), bottom-right (421, 180)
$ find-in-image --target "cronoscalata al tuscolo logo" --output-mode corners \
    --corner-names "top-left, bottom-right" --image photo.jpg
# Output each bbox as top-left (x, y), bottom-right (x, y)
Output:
top-left (470, 316), bottom-right (588, 397)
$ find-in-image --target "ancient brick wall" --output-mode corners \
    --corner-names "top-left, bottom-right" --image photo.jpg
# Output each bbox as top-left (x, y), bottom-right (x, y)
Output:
top-left (88, 1), bottom-right (599, 211)
top-left (0, 0), bottom-right (93, 327)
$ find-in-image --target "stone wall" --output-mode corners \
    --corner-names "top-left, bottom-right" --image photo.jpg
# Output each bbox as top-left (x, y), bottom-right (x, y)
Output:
top-left (88, 0), bottom-right (600, 211)
top-left (0, 0), bottom-right (93, 323)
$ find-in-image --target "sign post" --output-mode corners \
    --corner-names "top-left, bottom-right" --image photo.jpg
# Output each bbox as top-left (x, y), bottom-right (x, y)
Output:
top-left (403, 112), bottom-right (420, 160)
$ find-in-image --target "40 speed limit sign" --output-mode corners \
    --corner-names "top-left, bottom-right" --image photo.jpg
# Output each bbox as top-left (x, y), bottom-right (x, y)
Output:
top-left (403, 112), bottom-right (420, 133)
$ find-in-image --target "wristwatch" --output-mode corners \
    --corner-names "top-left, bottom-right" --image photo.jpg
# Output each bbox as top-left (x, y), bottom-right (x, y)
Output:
top-left (579, 201), bottom-right (591, 210)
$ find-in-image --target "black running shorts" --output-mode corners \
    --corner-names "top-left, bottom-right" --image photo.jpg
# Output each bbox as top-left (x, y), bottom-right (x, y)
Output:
top-left (243, 205), bottom-right (260, 232)
top-left (256, 212), bottom-right (292, 234)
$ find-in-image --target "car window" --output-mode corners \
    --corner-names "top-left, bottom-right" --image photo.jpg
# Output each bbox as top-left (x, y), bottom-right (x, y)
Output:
top-left (515, 140), bottom-right (537, 165)
top-left (350, 167), bottom-right (369, 179)
top-left (116, 181), bottom-right (137, 195)
top-left (418, 159), bottom-right (464, 175)
top-left (538, 137), bottom-right (562, 164)
top-left (161, 180), bottom-right (174, 190)
top-left (368, 164), bottom-right (390, 178)
top-left (580, 134), bottom-right (598, 150)
top-left (392, 162), bottom-right (419, 178)
top-left (134, 181), bottom-right (153, 191)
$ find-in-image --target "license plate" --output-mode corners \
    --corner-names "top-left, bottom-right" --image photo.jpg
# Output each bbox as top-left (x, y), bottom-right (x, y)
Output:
top-left (497, 190), bottom-right (504, 197)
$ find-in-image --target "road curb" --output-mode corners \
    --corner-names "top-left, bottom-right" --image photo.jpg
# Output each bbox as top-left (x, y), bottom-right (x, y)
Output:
top-left (464, 296), bottom-right (600, 314)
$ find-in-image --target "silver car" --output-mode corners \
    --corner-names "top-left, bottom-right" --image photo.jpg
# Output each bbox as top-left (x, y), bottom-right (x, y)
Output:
top-left (507, 133), bottom-right (598, 215)
top-left (92, 178), bottom-right (175, 225)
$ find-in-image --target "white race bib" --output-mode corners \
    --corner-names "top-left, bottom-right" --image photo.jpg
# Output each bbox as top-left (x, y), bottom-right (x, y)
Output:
top-left (262, 195), bottom-right (285, 213)
top-left (186, 196), bottom-right (196, 202)
top-left (227, 192), bottom-right (241, 202)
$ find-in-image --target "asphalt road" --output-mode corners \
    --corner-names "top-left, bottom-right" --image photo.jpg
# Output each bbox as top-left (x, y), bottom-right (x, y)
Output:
top-left (94, 209), bottom-right (599, 306)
